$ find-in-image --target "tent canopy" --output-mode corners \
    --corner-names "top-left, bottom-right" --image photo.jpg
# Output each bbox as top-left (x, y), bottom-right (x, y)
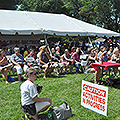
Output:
top-left (93, 38), bottom-right (106, 42)
top-left (0, 10), bottom-right (119, 37)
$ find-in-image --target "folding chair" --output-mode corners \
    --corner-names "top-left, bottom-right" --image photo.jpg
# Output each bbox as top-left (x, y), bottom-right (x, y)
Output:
top-left (35, 58), bottom-right (43, 77)
top-left (81, 61), bottom-right (95, 81)
top-left (101, 67), bottom-right (118, 87)
top-left (24, 57), bottom-right (35, 67)
top-left (6, 55), bottom-right (17, 77)
top-left (80, 54), bottom-right (89, 61)
top-left (6, 55), bottom-right (12, 63)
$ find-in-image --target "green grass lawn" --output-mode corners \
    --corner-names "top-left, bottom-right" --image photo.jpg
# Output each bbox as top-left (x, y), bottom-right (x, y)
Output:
top-left (0, 73), bottom-right (120, 120)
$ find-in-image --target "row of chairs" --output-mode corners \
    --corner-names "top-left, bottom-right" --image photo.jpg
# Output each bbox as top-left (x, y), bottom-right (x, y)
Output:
top-left (6, 56), bottom-right (42, 79)
top-left (6, 54), bottom-right (92, 81)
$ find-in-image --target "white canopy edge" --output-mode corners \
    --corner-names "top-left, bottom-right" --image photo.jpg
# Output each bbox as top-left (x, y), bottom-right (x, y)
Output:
top-left (0, 10), bottom-right (119, 37)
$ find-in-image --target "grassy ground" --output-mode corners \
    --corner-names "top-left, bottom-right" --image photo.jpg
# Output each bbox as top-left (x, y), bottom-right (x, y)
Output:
top-left (0, 72), bottom-right (120, 120)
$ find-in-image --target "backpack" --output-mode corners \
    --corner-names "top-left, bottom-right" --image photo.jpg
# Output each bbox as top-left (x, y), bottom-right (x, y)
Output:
top-left (7, 76), bottom-right (15, 82)
top-left (48, 102), bottom-right (73, 120)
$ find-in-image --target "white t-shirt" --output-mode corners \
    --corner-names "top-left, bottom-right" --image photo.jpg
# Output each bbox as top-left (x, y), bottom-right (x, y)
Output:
top-left (20, 80), bottom-right (38, 106)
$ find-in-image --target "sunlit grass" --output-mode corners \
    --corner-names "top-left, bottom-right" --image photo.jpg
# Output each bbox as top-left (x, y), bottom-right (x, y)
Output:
top-left (0, 72), bottom-right (120, 120)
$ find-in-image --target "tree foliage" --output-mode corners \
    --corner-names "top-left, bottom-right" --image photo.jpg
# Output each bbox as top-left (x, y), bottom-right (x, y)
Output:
top-left (0, 0), bottom-right (21, 10)
top-left (20, 0), bottom-right (70, 15)
top-left (79, 0), bottom-right (120, 32)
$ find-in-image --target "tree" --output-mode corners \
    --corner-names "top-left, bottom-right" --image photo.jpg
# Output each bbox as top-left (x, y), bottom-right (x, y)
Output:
top-left (79, 0), bottom-right (120, 32)
top-left (20, 0), bottom-right (69, 15)
top-left (61, 0), bottom-right (83, 18)
top-left (20, 0), bottom-right (120, 32)
top-left (0, 0), bottom-right (21, 10)
top-left (111, 0), bottom-right (120, 32)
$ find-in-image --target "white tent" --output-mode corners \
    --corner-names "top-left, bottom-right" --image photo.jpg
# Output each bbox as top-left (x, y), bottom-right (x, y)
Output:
top-left (93, 38), bottom-right (106, 42)
top-left (0, 10), bottom-right (119, 37)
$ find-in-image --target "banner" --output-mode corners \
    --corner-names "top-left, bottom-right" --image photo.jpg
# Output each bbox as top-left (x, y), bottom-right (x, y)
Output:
top-left (81, 80), bottom-right (108, 116)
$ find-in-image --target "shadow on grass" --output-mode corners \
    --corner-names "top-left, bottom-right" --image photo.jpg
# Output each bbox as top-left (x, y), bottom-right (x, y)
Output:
top-left (38, 113), bottom-right (48, 120)
top-left (96, 78), bottom-right (120, 89)
top-left (84, 76), bottom-right (120, 89)
top-left (22, 113), bottom-right (48, 120)
top-left (24, 112), bottom-right (75, 120)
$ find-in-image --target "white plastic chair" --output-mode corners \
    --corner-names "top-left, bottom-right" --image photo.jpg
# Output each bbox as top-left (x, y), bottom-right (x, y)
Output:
top-left (6, 55), bottom-right (12, 63)
top-left (80, 54), bottom-right (89, 60)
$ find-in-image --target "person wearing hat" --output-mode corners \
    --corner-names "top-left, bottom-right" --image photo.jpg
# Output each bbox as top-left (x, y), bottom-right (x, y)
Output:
top-left (37, 45), bottom-right (55, 78)
top-left (11, 47), bottom-right (29, 82)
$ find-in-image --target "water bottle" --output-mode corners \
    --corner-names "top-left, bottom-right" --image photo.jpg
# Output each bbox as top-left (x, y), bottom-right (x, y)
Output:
top-left (48, 111), bottom-right (52, 120)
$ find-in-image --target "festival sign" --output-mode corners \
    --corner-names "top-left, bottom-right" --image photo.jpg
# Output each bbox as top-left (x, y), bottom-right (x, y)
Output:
top-left (81, 80), bottom-right (108, 116)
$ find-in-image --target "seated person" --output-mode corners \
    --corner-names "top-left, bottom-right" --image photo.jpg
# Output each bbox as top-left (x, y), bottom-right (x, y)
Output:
top-left (37, 45), bottom-right (54, 79)
top-left (0, 49), bottom-right (13, 84)
top-left (107, 47), bottom-right (113, 60)
top-left (111, 48), bottom-right (120, 75)
top-left (71, 47), bottom-right (84, 74)
top-left (61, 49), bottom-right (73, 73)
top-left (23, 47), bottom-right (29, 58)
top-left (50, 48), bottom-right (56, 55)
top-left (94, 46), bottom-right (109, 84)
top-left (85, 48), bottom-right (101, 84)
top-left (55, 46), bottom-right (61, 60)
top-left (111, 48), bottom-right (119, 61)
top-left (11, 47), bottom-right (29, 82)
top-left (20, 68), bottom-right (52, 120)
top-left (97, 46), bottom-right (109, 62)
top-left (51, 49), bottom-right (65, 76)
top-left (26, 49), bottom-right (37, 67)
top-left (70, 47), bottom-right (76, 57)
top-left (85, 49), bottom-right (98, 73)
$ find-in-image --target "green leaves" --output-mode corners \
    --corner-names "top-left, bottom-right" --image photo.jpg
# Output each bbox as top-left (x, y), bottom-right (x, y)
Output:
top-left (0, 0), bottom-right (21, 10)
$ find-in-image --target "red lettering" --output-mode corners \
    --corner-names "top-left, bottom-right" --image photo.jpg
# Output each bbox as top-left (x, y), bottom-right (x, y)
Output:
top-left (83, 84), bottom-right (106, 97)
top-left (102, 99), bottom-right (106, 105)
top-left (102, 105), bottom-right (105, 112)
top-left (82, 98), bottom-right (86, 103)
top-left (83, 92), bottom-right (106, 105)
top-left (83, 92), bottom-right (87, 98)
top-left (83, 84), bottom-right (87, 91)
top-left (85, 99), bottom-right (105, 112)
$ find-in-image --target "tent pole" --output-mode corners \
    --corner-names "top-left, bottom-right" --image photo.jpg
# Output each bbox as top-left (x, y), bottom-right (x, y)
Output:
top-left (73, 38), bottom-right (75, 47)
top-left (88, 36), bottom-right (93, 48)
top-left (44, 34), bottom-right (51, 54)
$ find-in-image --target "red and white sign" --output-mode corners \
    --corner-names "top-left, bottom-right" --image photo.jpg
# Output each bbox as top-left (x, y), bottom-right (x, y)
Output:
top-left (81, 80), bottom-right (108, 116)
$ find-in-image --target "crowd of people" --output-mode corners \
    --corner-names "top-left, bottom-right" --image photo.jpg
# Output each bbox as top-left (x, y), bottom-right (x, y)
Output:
top-left (0, 43), bottom-right (86, 84)
top-left (0, 38), bottom-right (120, 85)
top-left (85, 39), bottom-right (120, 84)
top-left (1, 39), bottom-right (120, 119)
